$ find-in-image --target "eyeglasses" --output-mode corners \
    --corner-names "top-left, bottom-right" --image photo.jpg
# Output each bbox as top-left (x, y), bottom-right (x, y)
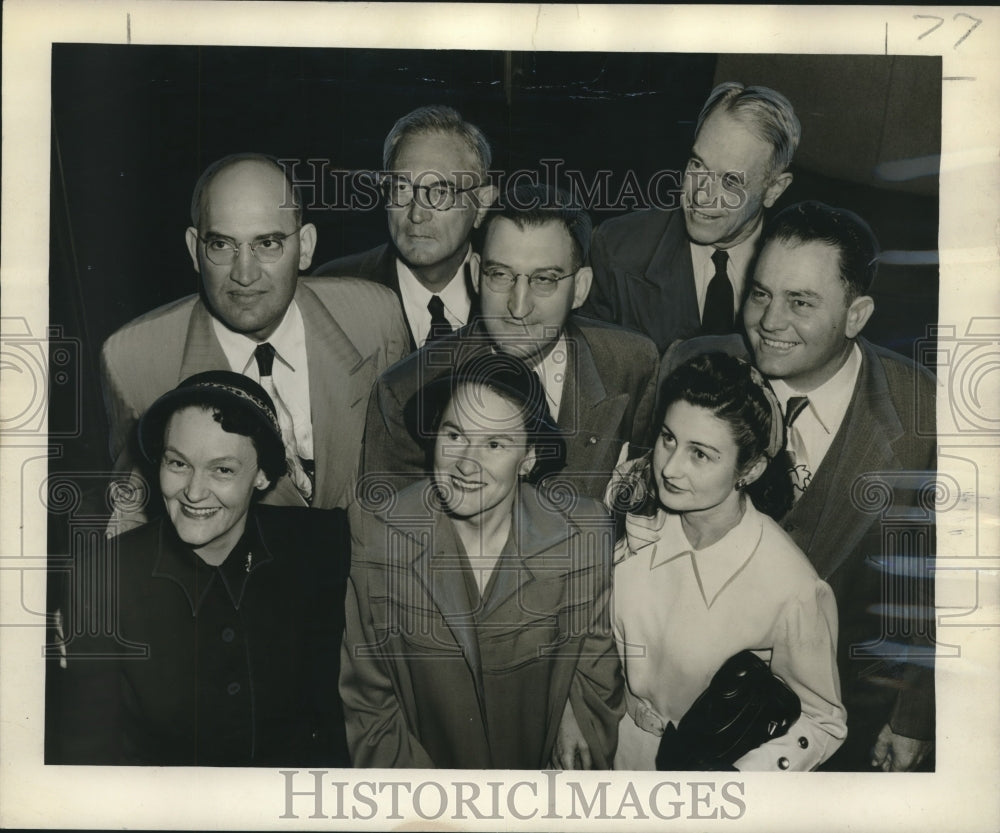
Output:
top-left (198, 229), bottom-right (300, 265)
top-left (380, 176), bottom-right (481, 211)
top-left (481, 267), bottom-right (578, 297)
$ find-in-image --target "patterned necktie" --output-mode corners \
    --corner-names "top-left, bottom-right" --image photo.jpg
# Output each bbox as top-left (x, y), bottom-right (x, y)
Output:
top-left (426, 295), bottom-right (453, 344)
top-left (785, 395), bottom-right (812, 499)
top-left (253, 342), bottom-right (313, 502)
top-left (702, 248), bottom-right (734, 335)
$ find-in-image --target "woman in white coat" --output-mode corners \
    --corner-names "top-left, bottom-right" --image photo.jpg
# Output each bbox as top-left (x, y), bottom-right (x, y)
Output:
top-left (610, 352), bottom-right (846, 771)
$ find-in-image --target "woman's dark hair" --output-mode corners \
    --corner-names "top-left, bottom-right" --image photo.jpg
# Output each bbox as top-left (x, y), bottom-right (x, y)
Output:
top-left (141, 388), bottom-right (287, 489)
top-left (613, 352), bottom-right (792, 520)
top-left (418, 352), bottom-right (567, 484)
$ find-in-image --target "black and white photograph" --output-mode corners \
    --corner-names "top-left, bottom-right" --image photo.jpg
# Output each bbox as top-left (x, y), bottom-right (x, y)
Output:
top-left (1, 2), bottom-right (998, 830)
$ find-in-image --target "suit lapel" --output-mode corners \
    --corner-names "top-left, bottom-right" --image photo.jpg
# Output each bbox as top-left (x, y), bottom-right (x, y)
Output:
top-left (562, 321), bottom-right (629, 474)
top-left (646, 210), bottom-right (699, 335)
top-left (377, 246), bottom-right (418, 352)
top-left (480, 484), bottom-right (572, 620)
top-left (179, 301), bottom-right (229, 380)
top-left (296, 282), bottom-right (369, 508)
top-left (406, 508), bottom-right (487, 718)
top-left (788, 340), bottom-right (902, 579)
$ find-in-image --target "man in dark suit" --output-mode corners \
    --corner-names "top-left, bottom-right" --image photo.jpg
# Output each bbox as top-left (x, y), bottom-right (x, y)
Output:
top-left (313, 105), bottom-right (496, 352)
top-left (582, 82), bottom-right (800, 353)
top-left (362, 182), bottom-right (660, 502)
top-left (101, 153), bottom-right (409, 530)
top-left (663, 202), bottom-right (936, 772)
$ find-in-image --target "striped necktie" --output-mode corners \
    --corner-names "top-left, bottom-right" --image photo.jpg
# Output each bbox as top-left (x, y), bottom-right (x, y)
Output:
top-left (253, 342), bottom-right (313, 502)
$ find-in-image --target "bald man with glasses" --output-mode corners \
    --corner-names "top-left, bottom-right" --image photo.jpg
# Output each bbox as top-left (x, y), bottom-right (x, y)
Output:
top-left (100, 153), bottom-right (409, 531)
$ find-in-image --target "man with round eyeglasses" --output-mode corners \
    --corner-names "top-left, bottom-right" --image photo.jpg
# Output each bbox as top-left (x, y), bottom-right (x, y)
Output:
top-left (360, 182), bottom-right (660, 501)
top-left (582, 82), bottom-right (800, 354)
top-left (100, 153), bottom-right (409, 531)
top-left (314, 105), bottom-right (496, 352)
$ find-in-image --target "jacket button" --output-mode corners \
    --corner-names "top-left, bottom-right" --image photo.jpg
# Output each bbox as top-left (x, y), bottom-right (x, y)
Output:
top-left (227, 682), bottom-right (241, 695)
top-left (588, 436), bottom-right (598, 445)
top-left (798, 737), bottom-right (809, 749)
top-left (778, 757), bottom-right (790, 770)
top-left (221, 627), bottom-right (235, 643)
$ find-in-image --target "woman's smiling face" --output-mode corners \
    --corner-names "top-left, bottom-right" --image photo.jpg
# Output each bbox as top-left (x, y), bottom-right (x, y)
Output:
top-left (160, 406), bottom-right (268, 563)
top-left (433, 383), bottom-right (535, 523)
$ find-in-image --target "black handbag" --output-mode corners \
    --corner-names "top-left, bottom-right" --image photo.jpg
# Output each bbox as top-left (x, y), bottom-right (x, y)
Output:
top-left (655, 650), bottom-right (801, 771)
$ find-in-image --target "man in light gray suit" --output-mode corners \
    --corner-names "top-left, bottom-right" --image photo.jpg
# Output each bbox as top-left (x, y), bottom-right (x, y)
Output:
top-left (101, 153), bottom-right (409, 530)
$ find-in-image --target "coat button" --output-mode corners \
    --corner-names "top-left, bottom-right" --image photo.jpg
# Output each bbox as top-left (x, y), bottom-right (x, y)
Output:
top-left (221, 627), bottom-right (236, 643)
top-left (798, 737), bottom-right (809, 749)
top-left (227, 682), bottom-right (241, 695)
top-left (778, 757), bottom-right (790, 770)
top-left (587, 436), bottom-right (598, 445)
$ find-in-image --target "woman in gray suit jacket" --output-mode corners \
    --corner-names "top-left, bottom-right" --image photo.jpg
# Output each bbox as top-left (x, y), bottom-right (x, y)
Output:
top-left (341, 352), bottom-right (624, 769)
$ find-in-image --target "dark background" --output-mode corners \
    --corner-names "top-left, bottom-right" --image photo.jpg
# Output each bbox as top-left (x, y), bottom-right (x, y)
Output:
top-left (47, 44), bottom-right (941, 517)
top-left (45, 44), bottom-right (941, 761)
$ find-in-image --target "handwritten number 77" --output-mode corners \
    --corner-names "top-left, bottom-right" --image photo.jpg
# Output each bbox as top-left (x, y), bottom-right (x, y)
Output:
top-left (914, 13), bottom-right (982, 48)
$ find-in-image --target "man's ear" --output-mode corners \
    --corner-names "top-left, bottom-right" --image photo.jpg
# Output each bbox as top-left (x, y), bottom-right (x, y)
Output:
top-left (472, 184), bottom-right (498, 228)
top-left (297, 223), bottom-right (318, 271)
top-left (571, 266), bottom-right (594, 310)
top-left (845, 294), bottom-right (875, 338)
top-left (518, 447), bottom-right (538, 479)
top-left (185, 227), bottom-right (201, 274)
top-left (254, 472), bottom-right (271, 492)
top-left (470, 252), bottom-right (482, 295)
top-left (763, 170), bottom-right (793, 208)
top-left (741, 455), bottom-right (768, 488)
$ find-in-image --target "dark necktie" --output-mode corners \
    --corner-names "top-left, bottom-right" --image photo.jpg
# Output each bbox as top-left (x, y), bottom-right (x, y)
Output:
top-left (426, 295), bottom-right (453, 343)
top-left (253, 343), bottom-right (313, 502)
top-left (784, 395), bottom-right (812, 499)
top-left (702, 249), bottom-right (734, 335)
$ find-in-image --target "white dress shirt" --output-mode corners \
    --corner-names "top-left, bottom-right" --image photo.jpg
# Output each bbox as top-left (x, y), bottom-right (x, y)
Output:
top-left (397, 250), bottom-right (472, 346)
top-left (532, 333), bottom-right (569, 420)
top-left (689, 223), bottom-right (762, 322)
top-left (212, 300), bottom-right (314, 459)
top-left (770, 343), bottom-right (862, 476)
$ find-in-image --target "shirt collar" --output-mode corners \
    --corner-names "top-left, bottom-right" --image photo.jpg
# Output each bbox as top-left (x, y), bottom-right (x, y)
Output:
top-left (396, 246), bottom-right (472, 320)
top-left (689, 222), bottom-right (762, 278)
top-left (150, 512), bottom-right (274, 614)
top-left (212, 299), bottom-right (305, 375)
top-left (623, 501), bottom-right (765, 608)
top-left (770, 342), bottom-right (862, 434)
top-left (533, 333), bottom-right (568, 415)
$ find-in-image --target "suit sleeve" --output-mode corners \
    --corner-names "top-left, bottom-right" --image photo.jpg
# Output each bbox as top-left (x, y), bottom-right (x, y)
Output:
top-left (100, 339), bottom-right (139, 473)
top-left (100, 339), bottom-right (152, 534)
top-left (375, 291), bottom-right (410, 372)
top-left (579, 222), bottom-right (619, 324)
top-left (628, 341), bottom-right (660, 456)
top-left (885, 367), bottom-right (938, 741)
top-left (359, 371), bottom-right (428, 496)
top-left (734, 580), bottom-right (847, 771)
top-left (339, 531), bottom-right (436, 768)
top-left (48, 551), bottom-right (128, 764)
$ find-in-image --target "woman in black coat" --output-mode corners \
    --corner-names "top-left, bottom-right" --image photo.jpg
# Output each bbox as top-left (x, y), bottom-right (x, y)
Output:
top-left (52, 371), bottom-right (350, 766)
